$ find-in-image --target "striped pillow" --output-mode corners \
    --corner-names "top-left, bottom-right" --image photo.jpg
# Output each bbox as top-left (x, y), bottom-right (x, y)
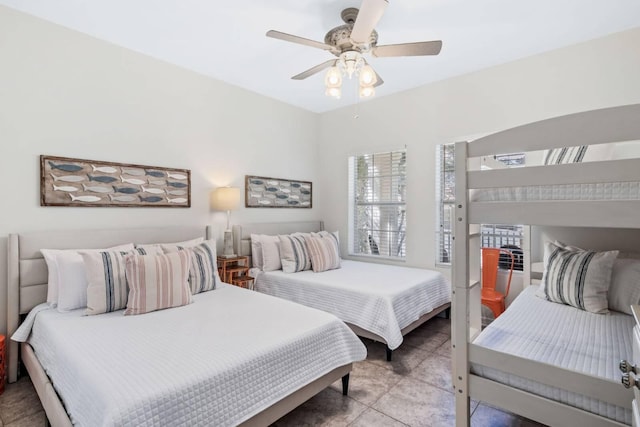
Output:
top-left (82, 250), bottom-right (133, 315)
top-left (279, 234), bottom-right (312, 273)
top-left (124, 251), bottom-right (192, 315)
top-left (540, 241), bottom-right (618, 313)
top-left (305, 235), bottom-right (341, 273)
top-left (544, 146), bottom-right (588, 165)
top-left (164, 240), bottom-right (218, 294)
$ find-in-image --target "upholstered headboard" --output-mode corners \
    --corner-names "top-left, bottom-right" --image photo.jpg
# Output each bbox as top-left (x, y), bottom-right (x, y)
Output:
top-left (7, 225), bottom-right (210, 383)
top-left (232, 221), bottom-right (324, 259)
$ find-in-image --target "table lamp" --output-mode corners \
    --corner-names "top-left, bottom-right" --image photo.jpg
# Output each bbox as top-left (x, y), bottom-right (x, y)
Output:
top-left (211, 186), bottom-right (241, 258)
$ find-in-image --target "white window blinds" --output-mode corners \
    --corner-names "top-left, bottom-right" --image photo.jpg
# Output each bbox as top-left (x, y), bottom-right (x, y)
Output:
top-left (348, 150), bottom-right (407, 258)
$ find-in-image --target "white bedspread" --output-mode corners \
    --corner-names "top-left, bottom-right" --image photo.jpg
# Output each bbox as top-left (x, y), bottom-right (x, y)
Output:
top-left (254, 260), bottom-right (451, 350)
top-left (473, 286), bottom-right (633, 424)
top-left (25, 283), bottom-right (366, 427)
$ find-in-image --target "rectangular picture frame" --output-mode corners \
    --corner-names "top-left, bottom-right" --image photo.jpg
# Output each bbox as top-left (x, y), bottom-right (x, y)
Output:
top-left (41, 155), bottom-right (191, 207)
top-left (245, 175), bottom-right (312, 208)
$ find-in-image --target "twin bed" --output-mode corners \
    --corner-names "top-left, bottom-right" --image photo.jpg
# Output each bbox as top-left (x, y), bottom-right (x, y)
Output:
top-left (453, 104), bottom-right (640, 426)
top-left (233, 221), bottom-right (451, 360)
top-left (7, 226), bottom-right (366, 426)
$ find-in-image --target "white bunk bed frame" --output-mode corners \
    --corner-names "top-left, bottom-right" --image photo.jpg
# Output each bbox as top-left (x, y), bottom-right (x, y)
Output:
top-left (453, 104), bottom-right (640, 427)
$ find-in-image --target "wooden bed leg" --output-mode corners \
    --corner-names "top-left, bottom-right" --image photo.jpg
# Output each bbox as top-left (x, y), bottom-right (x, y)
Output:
top-left (386, 346), bottom-right (393, 362)
top-left (341, 374), bottom-right (350, 396)
top-left (445, 308), bottom-right (451, 319)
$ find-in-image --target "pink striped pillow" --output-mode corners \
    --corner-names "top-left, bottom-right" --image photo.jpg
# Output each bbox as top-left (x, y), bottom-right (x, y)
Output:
top-left (124, 251), bottom-right (192, 315)
top-left (305, 235), bottom-right (341, 273)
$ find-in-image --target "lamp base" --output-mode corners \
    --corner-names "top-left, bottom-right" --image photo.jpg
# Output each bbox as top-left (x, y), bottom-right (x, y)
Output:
top-left (221, 230), bottom-right (236, 258)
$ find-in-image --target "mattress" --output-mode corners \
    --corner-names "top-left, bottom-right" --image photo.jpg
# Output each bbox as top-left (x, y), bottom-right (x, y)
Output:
top-left (472, 286), bottom-right (633, 424)
top-left (254, 260), bottom-right (451, 350)
top-left (24, 283), bottom-right (367, 427)
top-left (471, 181), bottom-right (640, 202)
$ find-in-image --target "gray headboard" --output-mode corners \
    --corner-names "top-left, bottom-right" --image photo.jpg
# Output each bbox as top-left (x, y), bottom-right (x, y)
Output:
top-left (232, 221), bottom-right (324, 259)
top-left (7, 225), bottom-right (210, 383)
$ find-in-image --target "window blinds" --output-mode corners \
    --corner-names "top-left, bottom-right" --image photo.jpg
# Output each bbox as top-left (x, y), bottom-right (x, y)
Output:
top-left (349, 150), bottom-right (407, 258)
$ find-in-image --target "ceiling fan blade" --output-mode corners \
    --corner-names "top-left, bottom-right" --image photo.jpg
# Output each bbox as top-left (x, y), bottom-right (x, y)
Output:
top-left (266, 30), bottom-right (334, 51)
top-left (373, 40), bottom-right (443, 57)
top-left (292, 60), bottom-right (337, 80)
top-left (351, 0), bottom-right (389, 44)
top-left (373, 70), bottom-right (384, 87)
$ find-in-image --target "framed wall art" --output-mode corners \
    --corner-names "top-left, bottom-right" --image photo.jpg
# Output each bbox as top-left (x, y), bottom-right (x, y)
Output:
top-left (245, 175), bottom-right (312, 208)
top-left (41, 155), bottom-right (191, 207)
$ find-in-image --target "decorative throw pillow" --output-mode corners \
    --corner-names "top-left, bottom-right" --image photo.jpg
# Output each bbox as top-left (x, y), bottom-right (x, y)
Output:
top-left (311, 230), bottom-right (341, 250)
top-left (543, 146), bottom-right (588, 165)
top-left (259, 235), bottom-right (282, 271)
top-left (305, 235), bottom-right (341, 273)
top-left (164, 240), bottom-right (218, 294)
top-left (135, 237), bottom-right (204, 254)
top-left (82, 250), bottom-right (134, 315)
top-left (609, 258), bottom-right (640, 314)
top-left (250, 234), bottom-right (264, 269)
top-left (279, 234), bottom-right (312, 273)
top-left (41, 243), bottom-right (134, 311)
top-left (124, 251), bottom-right (192, 315)
top-left (540, 241), bottom-right (618, 314)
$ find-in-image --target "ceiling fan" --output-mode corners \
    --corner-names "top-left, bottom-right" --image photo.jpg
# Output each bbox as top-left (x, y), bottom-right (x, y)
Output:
top-left (266, 0), bottom-right (442, 98)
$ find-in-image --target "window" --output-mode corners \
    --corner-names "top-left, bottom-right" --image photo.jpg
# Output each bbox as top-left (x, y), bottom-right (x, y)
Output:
top-left (436, 143), bottom-right (525, 269)
top-left (348, 150), bottom-right (407, 259)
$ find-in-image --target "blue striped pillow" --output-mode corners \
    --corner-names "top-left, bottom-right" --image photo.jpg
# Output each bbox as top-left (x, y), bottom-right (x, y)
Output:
top-left (165, 240), bottom-right (218, 294)
top-left (541, 241), bottom-right (618, 313)
top-left (279, 234), bottom-right (312, 273)
top-left (82, 250), bottom-right (133, 315)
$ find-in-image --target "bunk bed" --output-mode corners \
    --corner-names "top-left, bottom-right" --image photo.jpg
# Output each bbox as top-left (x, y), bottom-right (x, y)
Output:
top-left (453, 104), bottom-right (640, 427)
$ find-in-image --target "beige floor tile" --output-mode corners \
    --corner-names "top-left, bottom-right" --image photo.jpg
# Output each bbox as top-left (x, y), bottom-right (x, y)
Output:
top-left (349, 408), bottom-right (408, 426)
top-left (4, 411), bottom-right (45, 427)
top-left (373, 377), bottom-right (456, 427)
top-left (330, 361), bottom-right (403, 406)
top-left (272, 388), bottom-right (367, 427)
top-left (363, 339), bottom-right (432, 375)
top-left (0, 378), bottom-right (43, 425)
top-left (401, 331), bottom-right (450, 353)
top-left (410, 353), bottom-right (453, 392)
top-left (435, 339), bottom-right (451, 358)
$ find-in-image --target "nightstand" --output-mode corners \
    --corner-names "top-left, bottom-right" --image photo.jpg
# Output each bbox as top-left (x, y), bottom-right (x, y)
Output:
top-left (217, 256), bottom-right (254, 289)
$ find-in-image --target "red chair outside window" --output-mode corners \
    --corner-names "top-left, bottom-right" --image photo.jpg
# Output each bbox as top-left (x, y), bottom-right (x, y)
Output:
top-left (481, 248), bottom-right (514, 319)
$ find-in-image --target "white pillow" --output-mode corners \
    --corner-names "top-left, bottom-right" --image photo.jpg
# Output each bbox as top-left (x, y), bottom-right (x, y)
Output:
top-left (41, 243), bottom-right (134, 311)
top-left (538, 241), bottom-right (618, 314)
top-left (136, 237), bottom-right (204, 254)
top-left (609, 258), bottom-right (640, 314)
top-left (250, 234), bottom-right (264, 269)
top-left (259, 235), bottom-right (282, 271)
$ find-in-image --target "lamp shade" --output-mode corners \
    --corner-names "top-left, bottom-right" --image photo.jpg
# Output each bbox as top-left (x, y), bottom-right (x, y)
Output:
top-left (211, 187), bottom-right (241, 211)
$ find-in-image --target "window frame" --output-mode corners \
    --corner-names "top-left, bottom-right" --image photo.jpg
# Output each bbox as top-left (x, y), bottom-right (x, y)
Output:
top-left (436, 143), bottom-right (525, 269)
top-left (348, 149), bottom-right (407, 260)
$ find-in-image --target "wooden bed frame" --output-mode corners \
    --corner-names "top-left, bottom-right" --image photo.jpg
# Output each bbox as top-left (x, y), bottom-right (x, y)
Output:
top-left (453, 104), bottom-right (640, 427)
top-left (233, 220), bottom-right (451, 361)
top-left (6, 225), bottom-right (353, 427)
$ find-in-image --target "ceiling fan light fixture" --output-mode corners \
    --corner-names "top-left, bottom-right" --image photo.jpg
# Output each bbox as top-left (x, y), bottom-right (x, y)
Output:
top-left (326, 86), bottom-right (342, 99)
top-left (324, 66), bottom-right (342, 88)
top-left (359, 65), bottom-right (377, 86)
top-left (359, 85), bottom-right (375, 98)
top-left (338, 51), bottom-right (364, 79)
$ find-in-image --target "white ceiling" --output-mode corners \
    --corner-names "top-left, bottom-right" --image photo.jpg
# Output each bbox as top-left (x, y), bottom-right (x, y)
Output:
top-left (2, 0), bottom-right (640, 113)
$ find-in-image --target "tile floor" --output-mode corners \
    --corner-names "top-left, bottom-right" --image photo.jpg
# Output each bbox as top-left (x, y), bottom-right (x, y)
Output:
top-left (0, 317), bottom-right (547, 426)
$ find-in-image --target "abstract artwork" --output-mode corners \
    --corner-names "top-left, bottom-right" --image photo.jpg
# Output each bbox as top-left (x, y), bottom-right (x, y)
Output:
top-left (41, 155), bottom-right (191, 207)
top-left (245, 175), bottom-right (312, 208)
